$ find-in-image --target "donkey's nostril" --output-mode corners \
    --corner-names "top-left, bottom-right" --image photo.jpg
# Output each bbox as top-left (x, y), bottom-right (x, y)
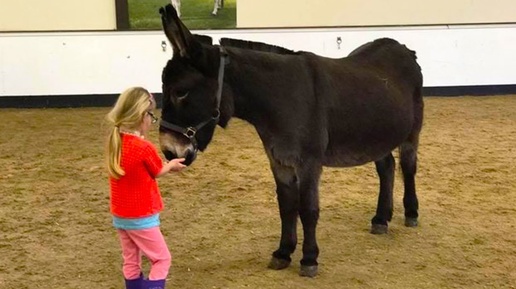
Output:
top-left (163, 150), bottom-right (175, 161)
top-left (183, 149), bottom-right (197, 166)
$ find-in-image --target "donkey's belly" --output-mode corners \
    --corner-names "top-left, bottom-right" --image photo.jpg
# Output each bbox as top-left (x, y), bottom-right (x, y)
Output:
top-left (322, 149), bottom-right (388, 167)
top-left (322, 106), bottom-right (414, 167)
top-left (322, 133), bottom-right (408, 167)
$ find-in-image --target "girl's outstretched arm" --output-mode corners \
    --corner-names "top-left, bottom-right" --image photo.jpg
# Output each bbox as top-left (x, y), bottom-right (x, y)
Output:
top-left (156, 158), bottom-right (186, 178)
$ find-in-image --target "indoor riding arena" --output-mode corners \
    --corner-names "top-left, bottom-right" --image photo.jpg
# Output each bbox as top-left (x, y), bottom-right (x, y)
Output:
top-left (1, 1), bottom-right (515, 289)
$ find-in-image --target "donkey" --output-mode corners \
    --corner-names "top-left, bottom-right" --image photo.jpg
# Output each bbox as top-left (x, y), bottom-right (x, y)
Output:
top-left (158, 4), bottom-right (423, 277)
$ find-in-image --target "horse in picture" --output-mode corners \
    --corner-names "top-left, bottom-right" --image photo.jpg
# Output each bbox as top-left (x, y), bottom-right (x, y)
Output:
top-left (158, 4), bottom-right (424, 277)
top-left (171, 0), bottom-right (223, 17)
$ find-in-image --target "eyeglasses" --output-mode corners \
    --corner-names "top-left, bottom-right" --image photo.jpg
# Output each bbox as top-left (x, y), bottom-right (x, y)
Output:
top-left (147, 111), bottom-right (158, 124)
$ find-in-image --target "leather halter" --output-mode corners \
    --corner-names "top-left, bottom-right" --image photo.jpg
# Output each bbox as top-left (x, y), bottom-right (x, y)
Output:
top-left (159, 46), bottom-right (228, 150)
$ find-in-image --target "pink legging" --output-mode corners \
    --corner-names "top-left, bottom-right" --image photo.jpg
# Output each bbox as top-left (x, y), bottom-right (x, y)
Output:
top-left (117, 227), bottom-right (171, 280)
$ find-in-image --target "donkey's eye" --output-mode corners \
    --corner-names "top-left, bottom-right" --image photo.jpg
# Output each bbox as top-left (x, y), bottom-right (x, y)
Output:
top-left (176, 91), bottom-right (189, 100)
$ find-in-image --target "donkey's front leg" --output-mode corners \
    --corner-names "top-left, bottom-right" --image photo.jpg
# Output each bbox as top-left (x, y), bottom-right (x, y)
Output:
top-left (268, 164), bottom-right (299, 271)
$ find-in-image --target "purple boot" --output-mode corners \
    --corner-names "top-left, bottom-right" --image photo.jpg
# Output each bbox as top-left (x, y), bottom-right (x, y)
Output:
top-left (143, 279), bottom-right (166, 289)
top-left (125, 274), bottom-right (143, 289)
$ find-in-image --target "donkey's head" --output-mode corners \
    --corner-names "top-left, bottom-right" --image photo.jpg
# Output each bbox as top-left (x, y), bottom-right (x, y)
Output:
top-left (158, 4), bottom-right (228, 165)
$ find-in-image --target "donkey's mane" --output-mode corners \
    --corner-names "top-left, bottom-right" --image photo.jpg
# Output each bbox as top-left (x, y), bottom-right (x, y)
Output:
top-left (220, 38), bottom-right (299, 55)
top-left (194, 34), bottom-right (213, 45)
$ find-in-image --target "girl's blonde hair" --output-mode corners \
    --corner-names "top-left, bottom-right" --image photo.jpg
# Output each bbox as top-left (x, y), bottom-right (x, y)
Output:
top-left (105, 87), bottom-right (155, 179)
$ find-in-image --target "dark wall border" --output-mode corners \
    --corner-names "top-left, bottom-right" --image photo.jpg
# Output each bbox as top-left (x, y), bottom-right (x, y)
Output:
top-left (1, 85), bottom-right (515, 108)
top-left (115, 0), bottom-right (130, 30)
top-left (0, 93), bottom-right (163, 109)
top-left (423, 84), bottom-right (516, 96)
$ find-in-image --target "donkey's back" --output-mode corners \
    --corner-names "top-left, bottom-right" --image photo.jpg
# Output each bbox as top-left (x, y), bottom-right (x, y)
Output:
top-left (302, 38), bottom-right (423, 167)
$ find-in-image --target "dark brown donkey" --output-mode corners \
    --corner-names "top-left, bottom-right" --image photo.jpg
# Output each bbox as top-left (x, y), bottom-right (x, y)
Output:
top-left (158, 4), bottom-right (424, 277)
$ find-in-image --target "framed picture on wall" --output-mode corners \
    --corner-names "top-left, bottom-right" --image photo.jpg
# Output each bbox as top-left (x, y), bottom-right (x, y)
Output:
top-left (121, 0), bottom-right (236, 30)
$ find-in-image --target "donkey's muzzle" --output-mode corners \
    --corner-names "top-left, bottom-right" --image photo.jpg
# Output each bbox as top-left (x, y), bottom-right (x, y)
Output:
top-left (183, 148), bottom-right (197, 166)
top-left (162, 148), bottom-right (197, 166)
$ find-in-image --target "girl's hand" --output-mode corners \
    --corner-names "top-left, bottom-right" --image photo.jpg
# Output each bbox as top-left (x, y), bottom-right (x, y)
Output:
top-left (168, 158), bottom-right (186, 172)
top-left (157, 158), bottom-right (187, 177)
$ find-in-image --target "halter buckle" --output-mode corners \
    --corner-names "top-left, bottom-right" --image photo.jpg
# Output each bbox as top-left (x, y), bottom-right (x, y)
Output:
top-left (184, 127), bottom-right (197, 139)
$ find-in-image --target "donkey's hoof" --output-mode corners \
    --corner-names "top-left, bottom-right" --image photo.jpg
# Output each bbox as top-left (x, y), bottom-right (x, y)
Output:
top-left (405, 217), bottom-right (418, 227)
top-left (268, 257), bottom-right (291, 270)
top-left (370, 224), bottom-right (388, 234)
top-left (299, 265), bottom-right (318, 277)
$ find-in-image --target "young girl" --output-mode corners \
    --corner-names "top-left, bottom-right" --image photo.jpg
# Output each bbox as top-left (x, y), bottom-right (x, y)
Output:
top-left (105, 87), bottom-right (186, 289)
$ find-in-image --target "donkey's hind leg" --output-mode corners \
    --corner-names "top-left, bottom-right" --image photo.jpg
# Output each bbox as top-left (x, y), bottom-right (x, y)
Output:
top-left (401, 85), bottom-right (423, 227)
top-left (371, 153), bottom-right (395, 234)
top-left (400, 142), bottom-right (419, 227)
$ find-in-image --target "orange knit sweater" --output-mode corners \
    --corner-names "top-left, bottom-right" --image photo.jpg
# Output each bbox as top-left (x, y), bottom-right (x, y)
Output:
top-left (110, 134), bottom-right (164, 218)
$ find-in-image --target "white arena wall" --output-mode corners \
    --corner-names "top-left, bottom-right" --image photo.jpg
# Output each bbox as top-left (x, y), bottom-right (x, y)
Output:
top-left (1, 24), bottom-right (516, 107)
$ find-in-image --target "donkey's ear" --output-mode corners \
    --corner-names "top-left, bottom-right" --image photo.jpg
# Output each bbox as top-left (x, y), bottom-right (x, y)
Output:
top-left (159, 4), bottom-right (197, 58)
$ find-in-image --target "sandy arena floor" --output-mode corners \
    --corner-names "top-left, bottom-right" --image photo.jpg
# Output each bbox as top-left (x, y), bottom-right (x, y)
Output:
top-left (0, 95), bottom-right (515, 289)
